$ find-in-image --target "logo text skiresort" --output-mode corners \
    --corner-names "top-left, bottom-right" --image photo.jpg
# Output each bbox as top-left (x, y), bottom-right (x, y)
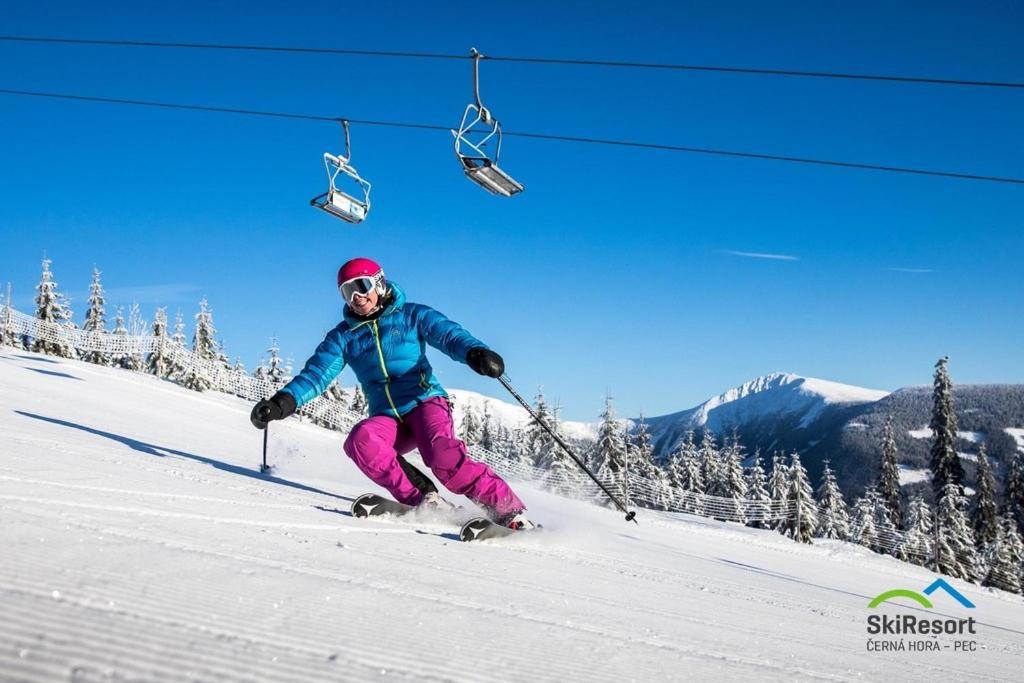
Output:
top-left (865, 578), bottom-right (978, 653)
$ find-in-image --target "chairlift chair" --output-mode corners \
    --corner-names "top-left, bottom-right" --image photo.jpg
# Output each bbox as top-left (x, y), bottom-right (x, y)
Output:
top-left (451, 49), bottom-right (523, 197)
top-left (310, 121), bottom-right (372, 223)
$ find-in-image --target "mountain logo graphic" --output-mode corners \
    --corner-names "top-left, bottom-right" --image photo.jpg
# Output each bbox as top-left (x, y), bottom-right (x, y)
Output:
top-left (868, 578), bottom-right (975, 609)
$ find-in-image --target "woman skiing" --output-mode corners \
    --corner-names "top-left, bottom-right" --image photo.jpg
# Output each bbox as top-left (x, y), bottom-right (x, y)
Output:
top-left (250, 257), bottom-right (533, 529)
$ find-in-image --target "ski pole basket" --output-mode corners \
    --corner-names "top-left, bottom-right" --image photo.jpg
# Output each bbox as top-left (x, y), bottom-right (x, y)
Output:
top-left (310, 120), bottom-right (372, 223)
top-left (451, 49), bottom-right (524, 197)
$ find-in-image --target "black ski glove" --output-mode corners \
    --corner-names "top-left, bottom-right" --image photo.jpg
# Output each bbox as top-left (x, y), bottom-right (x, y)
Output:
top-left (250, 391), bottom-right (297, 429)
top-left (467, 347), bottom-right (504, 378)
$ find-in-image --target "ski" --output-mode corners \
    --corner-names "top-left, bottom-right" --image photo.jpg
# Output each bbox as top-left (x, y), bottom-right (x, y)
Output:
top-left (351, 493), bottom-right (416, 519)
top-left (459, 517), bottom-right (540, 542)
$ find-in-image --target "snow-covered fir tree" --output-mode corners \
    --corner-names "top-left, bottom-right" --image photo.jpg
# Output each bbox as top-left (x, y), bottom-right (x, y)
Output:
top-left (112, 307), bottom-right (142, 371)
top-left (525, 389), bottom-right (557, 469)
top-left (879, 414), bottom-right (902, 528)
top-left (1004, 450), bottom-right (1024, 534)
top-left (592, 393), bottom-right (629, 501)
top-left (479, 406), bottom-right (495, 452)
top-left (971, 443), bottom-right (999, 548)
top-left (870, 487), bottom-right (899, 556)
top-left (171, 310), bottom-right (186, 347)
top-left (898, 495), bottom-right (935, 567)
top-left (146, 307), bottom-right (171, 378)
top-left (1, 283), bottom-right (17, 348)
top-left (350, 385), bottom-right (368, 417)
top-left (123, 302), bottom-right (146, 370)
top-left (539, 404), bottom-right (578, 495)
top-left (460, 403), bottom-right (483, 447)
top-left (263, 336), bottom-right (286, 387)
top-left (849, 493), bottom-right (879, 551)
top-left (983, 514), bottom-right (1024, 594)
top-left (631, 416), bottom-right (672, 510)
top-left (182, 299), bottom-right (217, 392)
top-left (699, 432), bottom-right (723, 497)
top-left (768, 453), bottom-right (789, 530)
top-left (32, 257), bottom-right (75, 357)
top-left (192, 299), bottom-right (217, 360)
top-left (745, 450), bottom-right (771, 528)
top-left (165, 309), bottom-right (188, 381)
top-left (666, 432), bottom-right (703, 514)
top-left (935, 481), bottom-right (979, 582)
top-left (719, 433), bottom-right (748, 522)
top-left (815, 460), bottom-right (850, 540)
top-left (930, 356), bottom-right (964, 498)
top-left (780, 452), bottom-right (817, 543)
top-left (81, 267), bottom-right (109, 365)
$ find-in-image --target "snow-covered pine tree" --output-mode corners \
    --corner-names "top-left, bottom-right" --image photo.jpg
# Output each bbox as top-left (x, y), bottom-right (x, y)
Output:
top-left (350, 385), bottom-right (368, 417)
top-left (815, 459), bottom-right (850, 540)
top-left (539, 403), bottom-right (577, 495)
top-left (930, 356), bottom-right (964, 498)
top-left (592, 393), bottom-right (629, 503)
top-left (81, 267), bottom-right (109, 365)
top-left (32, 257), bottom-right (75, 357)
top-left (972, 443), bottom-right (999, 548)
top-left (182, 298), bottom-right (217, 391)
top-left (630, 416), bottom-right (672, 510)
top-left (935, 481), bottom-right (980, 582)
top-left (192, 299), bottom-right (217, 360)
top-left (461, 403), bottom-right (483, 447)
top-left (982, 514), bottom-right (1024, 594)
top-left (479, 406), bottom-right (495, 452)
top-left (879, 414), bottom-right (902, 528)
top-left (780, 452), bottom-right (817, 543)
top-left (716, 432), bottom-right (748, 522)
top-left (898, 495), bottom-right (935, 567)
top-left (1003, 450), bottom-right (1024, 535)
top-left (146, 307), bottom-right (171, 378)
top-left (171, 310), bottom-right (186, 347)
top-left (768, 453), bottom-right (790, 530)
top-left (165, 309), bottom-right (188, 381)
top-left (745, 450), bottom-right (771, 528)
top-left (1, 283), bottom-right (16, 348)
top-left (870, 487), bottom-right (899, 556)
top-left (699, 432), bottom-right (722, 496)
top-left (849, 492), bottom-right (879, 551)
top-left (525, 389), bottom-right (557, 468)
top-left (111, 307), bottom-right (140, 370)
top-left (122, 302), bottom-right (146, 371)
top-left (264, 336), bottom-right (286, 388)
top-left (666, 432), bottom-right (704, 514)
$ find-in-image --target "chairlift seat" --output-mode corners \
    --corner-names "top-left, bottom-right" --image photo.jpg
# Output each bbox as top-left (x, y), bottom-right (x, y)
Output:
top-left (460, 156), bottom-right (524, 197)
top-left (311, 189), bottom-right (369, 223)
top-left (310, 150), bottom-right (371, 224)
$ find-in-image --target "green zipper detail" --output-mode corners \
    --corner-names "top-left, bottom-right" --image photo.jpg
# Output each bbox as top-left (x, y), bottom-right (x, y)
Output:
top-left (371, 320), bottom-right (402, 421)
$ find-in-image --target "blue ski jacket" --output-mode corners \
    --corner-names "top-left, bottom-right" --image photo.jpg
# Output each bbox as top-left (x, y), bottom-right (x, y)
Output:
top-left (279, 283), bottom-right (486, 420)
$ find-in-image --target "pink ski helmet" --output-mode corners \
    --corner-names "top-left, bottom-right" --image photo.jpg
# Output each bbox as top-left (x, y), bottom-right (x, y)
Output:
top-left (337, 257), bottom-right (387, 302)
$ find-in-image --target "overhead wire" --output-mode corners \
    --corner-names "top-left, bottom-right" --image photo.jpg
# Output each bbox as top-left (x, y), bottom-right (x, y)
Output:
top-left (2, 35), bottom-right (1024, 89)
top-left (1, 87), bottom-right (1021, 185)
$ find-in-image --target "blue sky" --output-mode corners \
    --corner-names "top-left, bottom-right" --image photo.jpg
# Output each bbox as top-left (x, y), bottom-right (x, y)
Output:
top-left (2, 1), bottom-right (1022, 420)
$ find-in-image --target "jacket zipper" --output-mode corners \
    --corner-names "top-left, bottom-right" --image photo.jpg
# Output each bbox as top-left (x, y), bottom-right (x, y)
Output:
top-left (371, 320), bottom-right (402, 421)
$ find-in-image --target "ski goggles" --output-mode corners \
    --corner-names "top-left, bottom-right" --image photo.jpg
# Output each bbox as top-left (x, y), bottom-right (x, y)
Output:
top-left (338, 274), bottom-right (383, 303)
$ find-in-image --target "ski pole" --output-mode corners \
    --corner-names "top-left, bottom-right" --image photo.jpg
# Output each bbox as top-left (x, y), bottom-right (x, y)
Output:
top-left (497, 375), bottom-right (637, 524)
top-left (260, 424), bottom-right (270, 474)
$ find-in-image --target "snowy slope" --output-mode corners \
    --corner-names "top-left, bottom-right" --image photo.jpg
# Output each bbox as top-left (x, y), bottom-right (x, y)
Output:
top-left (1, 351), bottom-right (1021, 682)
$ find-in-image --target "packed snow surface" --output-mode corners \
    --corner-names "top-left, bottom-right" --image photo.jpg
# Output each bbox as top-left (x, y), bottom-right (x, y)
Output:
top-left (1006, 428), bottom-right (1024, 452)
top-left (1, 351), bottom-right (1021, 682)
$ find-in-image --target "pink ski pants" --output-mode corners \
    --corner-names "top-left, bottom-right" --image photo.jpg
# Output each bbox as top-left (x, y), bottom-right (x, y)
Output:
top-left (343, 396), bottom-right (525, 516)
